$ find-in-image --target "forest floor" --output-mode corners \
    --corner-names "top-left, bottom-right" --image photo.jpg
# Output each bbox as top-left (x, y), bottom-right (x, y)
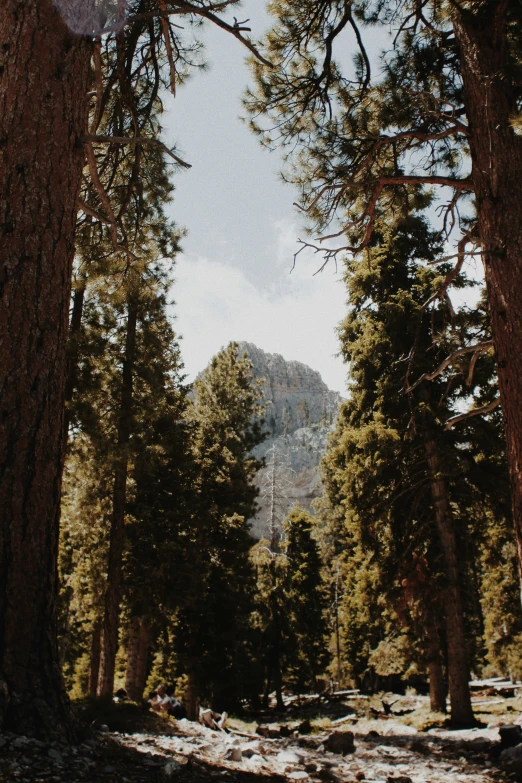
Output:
top-left (2, 688), bottom-right (522, 783)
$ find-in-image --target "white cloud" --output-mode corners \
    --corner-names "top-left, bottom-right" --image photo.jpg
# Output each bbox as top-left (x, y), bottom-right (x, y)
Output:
top-left (170, 220), bottom-right (349, 392)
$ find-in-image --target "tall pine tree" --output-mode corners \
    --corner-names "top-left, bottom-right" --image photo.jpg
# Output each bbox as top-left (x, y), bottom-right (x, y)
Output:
top-left (321, 213), bottom-right (510, 726)
top-left (246, 0), bottom-right (522, 587)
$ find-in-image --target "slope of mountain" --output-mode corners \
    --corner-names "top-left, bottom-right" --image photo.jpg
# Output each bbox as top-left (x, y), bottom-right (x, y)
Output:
top-left (237, 342), bottom-right (342, 540)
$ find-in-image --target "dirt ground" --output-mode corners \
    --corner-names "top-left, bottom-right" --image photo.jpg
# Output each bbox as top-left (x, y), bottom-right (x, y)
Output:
top-left (1, 688), bottom-right (522, 783)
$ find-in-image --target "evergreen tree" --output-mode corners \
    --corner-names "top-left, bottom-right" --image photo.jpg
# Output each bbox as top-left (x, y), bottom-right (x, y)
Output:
top-left (251, 542), bottom-right (288, 709)
top-left (60, 260), bottom-right (188, 701)
top-left (0, 0), bottom-right (269, 735)
top-left (320, 214), bottom-right (512, 726)
top-left (246, 0), bottom-right (522, 589)
top-left (252, 507), bottom-right (329, 704)
top-left (282, 509), bottom-right (330, 694)
top-left (174, 343), bottom-right (265, 713)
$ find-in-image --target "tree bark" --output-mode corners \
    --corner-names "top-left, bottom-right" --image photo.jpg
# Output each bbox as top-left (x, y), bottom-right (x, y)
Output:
top-left (97, 298), bottom-right (138, 698)
top-left (269, 562), bottom-right (285, 710)
top-left (428, 658), bottom-right (447, 714)
top-left (63, 283), bottom-right (86, 445)
top-left (125, 616), bottom-right (151, 701)
top-left (453, 3), bottom-right (522, 584)
top-left (185, 671), bottom-right (199, 721)
top-left (424, 438), bottom-right (475, 727)
top-left (0, 0), bottom-right (92, 738)
top-left (88, 621), bottom-right (102, 699)
top-left (425, 619), bottom-right (447, 713)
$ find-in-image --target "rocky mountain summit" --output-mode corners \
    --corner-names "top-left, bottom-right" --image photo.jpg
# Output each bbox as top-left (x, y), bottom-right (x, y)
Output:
top-left (236, 343), bottom-right (342, 540)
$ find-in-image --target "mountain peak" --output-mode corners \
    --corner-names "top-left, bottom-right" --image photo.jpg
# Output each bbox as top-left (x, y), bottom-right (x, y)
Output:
top-left (237, 342), bottom-right (340, 439)
top-left (235, 343), bottom-right (341, 539)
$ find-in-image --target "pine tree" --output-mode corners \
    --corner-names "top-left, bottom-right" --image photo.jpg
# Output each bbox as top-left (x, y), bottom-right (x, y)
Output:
top-left (320, 214), bottom-right (510, 726)
top-left (0, 0), bottom-right (269, 735)
top-left (0, 1), bottom-right (92, 737)
top-left (122, 295), bottom-right (191, 701)
top-left (251, 543), bottom-right (288, 709)
top-left (252, 507), bottom-right (329, 704)
top-left (174, 343), bottom-right (265, 713)
top-left (60, 260), bottom-right (188, 701)
top-left (282, 509), bottom-right (329, 694)
top-left (246, 0), bottom-right (522, 588)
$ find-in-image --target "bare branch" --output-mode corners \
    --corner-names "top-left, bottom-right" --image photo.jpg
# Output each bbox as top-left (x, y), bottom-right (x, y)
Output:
top-left (407, 341), bottom-right (494, 392)
top-left (129, 3), bottom-right (274, 68)
top-left (348, 10), bottom-right (371, 93)
top-left (445, 398), bottom-right (501, 429)
top-left (159, 0), bottom-right (177, 95)
top-left (85, 142), bottom-right (119, 251)
top-left (421, 227), bottom-right (479, 312)
top-left (81, 135), bottom-right (191, 168)
top-left (466, 348), bottom-right (482, 387)
top-left (78, 199), bottom-right (111, 224)
top-left (300, 174), bottom-right (473, 218)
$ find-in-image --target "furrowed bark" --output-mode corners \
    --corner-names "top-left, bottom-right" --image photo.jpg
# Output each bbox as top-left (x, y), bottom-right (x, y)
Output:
top-left (428, 658), bottom-right (447, 714)
top-left (125, 619), bottom-right (140, 700)
top-left (97, 298), bottom-right (138, 699)
top-left (453, 4), bottom-right (522, 584)
top-left (424, 438), bottom-right (475, 727)
top-left (0, 0), bottom-right (92, 738)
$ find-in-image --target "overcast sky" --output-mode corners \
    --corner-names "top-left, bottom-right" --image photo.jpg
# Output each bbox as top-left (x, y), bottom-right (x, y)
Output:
top-left (162, 1), bottom-right (352, 392)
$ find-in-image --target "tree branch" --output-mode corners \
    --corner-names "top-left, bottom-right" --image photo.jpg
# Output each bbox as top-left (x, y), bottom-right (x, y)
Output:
top-left (421, 227), bottom-right (479, 312)
top-left (78, 199), bottom-right (111, 224)
top-left (129, 3), bottom-right (273, 67)
top-left (81, 135), bottom-right (191, 168)
top-left (445, 398), bottom-right (500, 429)
top-left (299, 174), bottom-right (473, 216)
top-left (407, 341), bottom-right (494, 392)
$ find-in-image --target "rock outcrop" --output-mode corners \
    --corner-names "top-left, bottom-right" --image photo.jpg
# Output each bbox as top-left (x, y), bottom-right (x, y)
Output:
top-left (236, 343), bottom-right (341, 540)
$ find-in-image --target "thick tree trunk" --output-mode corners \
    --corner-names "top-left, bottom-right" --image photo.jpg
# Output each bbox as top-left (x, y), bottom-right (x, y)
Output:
top-left (125, 616), bottom-right (151, 701)
top-left (97, 299), bottom-right (138, 699)
top-left (428, 659), bottom-right (447, 714)
top-left (125, 619), bottom-right (140, 700)
top-left (424, 438), bottom-right (475, 727)
top-left (88, 622), bottom-right (102, 699)
top-left (453, 3), bottom-right (522, 583)
top-left (0, 0), bottom-right (91, 738)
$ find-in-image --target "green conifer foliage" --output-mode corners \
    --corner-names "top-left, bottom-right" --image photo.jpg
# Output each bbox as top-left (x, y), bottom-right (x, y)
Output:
top-left (282, 509), bottom-right (330, 693)
top-left (59, 262), bottom-right (187, 699)
top-left (252, 507), bottom-right (329, 704)
top-left (173, 344), bottom-right (265, 711)
top-left (320, 214), bottom-right (514, 724)
top-left (246, 0), bottom-right (522, 596)
top-left (251, 543), bottom-right (288, 709)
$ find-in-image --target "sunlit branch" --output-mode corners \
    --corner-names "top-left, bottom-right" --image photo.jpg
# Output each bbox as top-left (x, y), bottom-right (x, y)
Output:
top-left (445, 398), bottom-right (500, 430)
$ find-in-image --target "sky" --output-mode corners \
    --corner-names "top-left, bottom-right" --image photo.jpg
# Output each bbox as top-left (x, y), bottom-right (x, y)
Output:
top-left (159, 4), bottom-right (482, 392)
top-left (160, 1), bottom-right (353, 392)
